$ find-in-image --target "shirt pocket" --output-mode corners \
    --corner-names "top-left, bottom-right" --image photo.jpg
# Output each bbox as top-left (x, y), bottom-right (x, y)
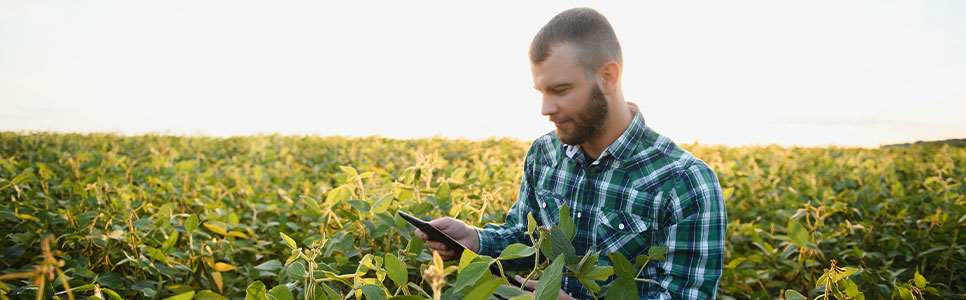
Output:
top-left (535, 188), bottom-right (564, 227)
top-left (595, 208), bottom-right (652, 258)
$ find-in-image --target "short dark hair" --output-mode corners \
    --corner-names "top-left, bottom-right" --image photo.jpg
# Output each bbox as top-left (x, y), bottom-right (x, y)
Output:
top-left (529, 7), bottom-right (623, 76)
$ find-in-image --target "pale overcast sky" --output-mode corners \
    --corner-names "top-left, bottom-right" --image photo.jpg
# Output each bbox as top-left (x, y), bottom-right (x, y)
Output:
top-left (1, 1), bottom-right (964, 147)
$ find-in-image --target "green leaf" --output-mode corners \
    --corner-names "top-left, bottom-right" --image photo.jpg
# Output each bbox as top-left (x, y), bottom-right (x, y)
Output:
top-left (584, 266), bottom-right (613, 281)
top-left (534, 254), bottom-right (565, 300)
top-left (498, 243), bottom-right (536, 260)
top-left (161, 230), bottom-right (179, 251)
top-left (322, 284), bottom-right (342, 300)
top-left (286, 261), bottom-right (306, 279)
top-left (280, 232), bottom-right (297, 250)
top-left (245, 281), bottom-right (269, 300)
top-left (452, 262), bottom-right (491, 293)
top-left (633, 254), bottom-right (649, 270)
top-left (609, 252), bottom-right (634, 278)
top-left (897, 286), bottom-right (913, 300)
top-left (539, 232), bottom-right (554, 260)
top-left (325, 186), bottom-right (346, 207)
top-left (494, 285), bottom-right (526, 299)
top-left (361, 284), bottom-right (387, 300)
top-left (301, 195), bottom-right (323, 215)
top-left (384, 253), bottom-right (408, 288)
top-left (527, 212), bottom-right (536, 235)
top-left (388, 297), bottom-right (429, 300)
top-left (458, 249), bottom-right (479, 273)
top-left (914, 271), bottom-right (927, 289)
top-left (463, 277), bottom-right (504, 300)
top-left (843, 279), bottom-right (859, 297)
top-left (784, 290), bottom-right (806, 300)
top-left (840, 267), bottom-right (858, 278)
top-left (164, 291), bottom-right (195, 300)
top-left (436, 183), bottom-right (451, 202)
top-left (549, 225), bottom-right (576, 266)
top-left (604, 275), bottom-right (637, 300)
top-left (185, 215), bottom-right (199, 233)
top-left (559, 204), bottom-right (575, 241)
top-left (578, 276), bottom-right (602, 293)
top-left (143, 246), bottom-right (166, 263)
top-left (372, 194), bottom-right (393, 214)
top-left (197, 290), bottom-right (229, 300)
top-left (255, 260), bottom-right (283, 271)
top-left (647, 246), bottom-right (668, 262)
top-left (407, 237), bottom-right (425, 256)
top-left (787, 219), bottom-right (809, 247)
top-left (269, 285), bottom-right (295, 300)
top-left (340, 166), bottom-right (359, 181)
top-left (579, 251), bottom-right (600, 275)
top-left (101, 288), bottom-right (124, 300)
top-left (96, 272), bottom-right (123, 289)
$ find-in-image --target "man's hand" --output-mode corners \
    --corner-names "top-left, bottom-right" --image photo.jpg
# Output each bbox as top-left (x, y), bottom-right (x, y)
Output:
top-left (414, 217), bottom-right (480, 260)
top-left (513, 275), bottom-right (576, 300)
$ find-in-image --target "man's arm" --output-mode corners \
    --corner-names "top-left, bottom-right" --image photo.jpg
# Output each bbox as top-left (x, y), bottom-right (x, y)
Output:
top-left (648, 162), bottom-right (727, 300)
top-left (418, 142), bottom-right (540, 269)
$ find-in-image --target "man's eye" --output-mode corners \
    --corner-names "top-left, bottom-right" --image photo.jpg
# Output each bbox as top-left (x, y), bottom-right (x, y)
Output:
top-left (554, 88), bottom-right (569, 95)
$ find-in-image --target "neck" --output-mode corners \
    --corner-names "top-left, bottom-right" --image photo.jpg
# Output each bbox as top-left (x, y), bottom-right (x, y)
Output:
top-left (581, 96), bottom-right (633, 160)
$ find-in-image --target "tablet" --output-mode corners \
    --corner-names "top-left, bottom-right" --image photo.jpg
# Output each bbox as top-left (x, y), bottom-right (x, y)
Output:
top-left (398, 211), bottom-right (467, 256)
top-left (397, 211), bottom-right (528, 290)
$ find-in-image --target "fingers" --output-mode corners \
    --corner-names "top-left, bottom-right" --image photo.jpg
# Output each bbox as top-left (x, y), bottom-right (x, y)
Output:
top-left (417, 223), bottom-right (457, 261)
top-left (426, 240), bottom-right (450, 252)
top-left (433, 249), bottom-right (456, 260)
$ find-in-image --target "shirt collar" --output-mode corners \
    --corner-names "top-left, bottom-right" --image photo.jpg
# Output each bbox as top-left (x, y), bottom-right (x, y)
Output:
top-left (562, 105), bottom-right (647, 163)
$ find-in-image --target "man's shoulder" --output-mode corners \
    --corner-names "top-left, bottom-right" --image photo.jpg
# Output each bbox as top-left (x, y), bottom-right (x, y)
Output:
top-left (630, 128), bottom-right (718, 192)
top-left (637, 130), bottom-right (724, 222)
top-left (524, 131), bottom-right (564, 167)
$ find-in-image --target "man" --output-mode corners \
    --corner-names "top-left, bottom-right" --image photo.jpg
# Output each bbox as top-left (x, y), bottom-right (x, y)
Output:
top-left (415, 7), bottom-right (726, 300)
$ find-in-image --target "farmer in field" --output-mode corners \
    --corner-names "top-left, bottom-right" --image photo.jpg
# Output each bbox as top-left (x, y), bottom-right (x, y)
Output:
top-left (415, 7), bottom-right (726, 300)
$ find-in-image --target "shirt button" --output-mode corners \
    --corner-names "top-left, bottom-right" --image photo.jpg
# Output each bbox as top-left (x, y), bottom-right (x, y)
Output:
top-left (618, 223), bottom-right (625, 230)
top-left (577, 212), bottom-right (582, 218)
top-left (541, 202), bottom-right (546, 208)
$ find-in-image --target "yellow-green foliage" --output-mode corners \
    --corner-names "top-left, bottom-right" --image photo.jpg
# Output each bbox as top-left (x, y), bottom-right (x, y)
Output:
top-left (0, 132), bottom-right (963, 299)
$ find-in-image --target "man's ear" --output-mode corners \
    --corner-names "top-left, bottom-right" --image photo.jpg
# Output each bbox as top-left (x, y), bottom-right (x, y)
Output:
top-left (598, 61), bottom-right (621, 96)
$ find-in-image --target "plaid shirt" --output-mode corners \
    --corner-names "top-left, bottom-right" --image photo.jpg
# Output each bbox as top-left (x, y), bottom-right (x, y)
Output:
top-left (477, 108), bottom-right (726, 300)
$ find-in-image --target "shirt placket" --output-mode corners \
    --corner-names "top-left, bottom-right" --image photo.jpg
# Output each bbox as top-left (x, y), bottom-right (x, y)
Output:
top-left (572, 155), bottom-right (605, 299)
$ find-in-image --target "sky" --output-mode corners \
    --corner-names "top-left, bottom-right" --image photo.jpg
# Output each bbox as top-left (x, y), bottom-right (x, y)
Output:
top-left (1, 0), bottom-right (964, 147)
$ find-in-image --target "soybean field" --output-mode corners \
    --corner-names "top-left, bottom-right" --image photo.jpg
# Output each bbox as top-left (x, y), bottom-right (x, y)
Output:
top-left (0, 132), bottom-right (963, 299)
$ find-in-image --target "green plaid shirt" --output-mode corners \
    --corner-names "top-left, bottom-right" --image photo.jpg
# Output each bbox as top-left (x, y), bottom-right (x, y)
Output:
top-left (477, 108), bottom-right (726, 300)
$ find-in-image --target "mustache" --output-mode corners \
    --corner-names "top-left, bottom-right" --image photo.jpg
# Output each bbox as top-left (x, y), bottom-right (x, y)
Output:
top-left (550, 116), bottom-right (573, 123)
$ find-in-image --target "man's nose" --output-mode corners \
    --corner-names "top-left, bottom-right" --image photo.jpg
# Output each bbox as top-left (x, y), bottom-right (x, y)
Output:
top-left (541, 96), bottom-right (557, 116)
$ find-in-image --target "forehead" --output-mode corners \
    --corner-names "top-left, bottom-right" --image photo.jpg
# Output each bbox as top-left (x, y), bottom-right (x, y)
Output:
top-left (531, 43), bottom-right (586, 89)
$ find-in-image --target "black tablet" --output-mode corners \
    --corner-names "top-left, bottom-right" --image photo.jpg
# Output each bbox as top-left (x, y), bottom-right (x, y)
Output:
top-left (397, 211), bottom-right (527, 290)
top-left (398, 211), bottom-right (467, 257)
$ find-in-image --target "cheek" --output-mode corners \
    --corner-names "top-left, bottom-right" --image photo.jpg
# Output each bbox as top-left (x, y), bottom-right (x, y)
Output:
top-left (559, 93), bottom-right (583, 113)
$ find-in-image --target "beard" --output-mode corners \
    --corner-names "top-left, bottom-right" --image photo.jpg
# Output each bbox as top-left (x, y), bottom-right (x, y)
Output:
top-left (554, 84), bottom-right (609, 145)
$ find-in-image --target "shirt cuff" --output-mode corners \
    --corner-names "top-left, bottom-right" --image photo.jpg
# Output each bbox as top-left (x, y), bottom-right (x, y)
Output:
top-left (476, 227), bottom-right (495, 257)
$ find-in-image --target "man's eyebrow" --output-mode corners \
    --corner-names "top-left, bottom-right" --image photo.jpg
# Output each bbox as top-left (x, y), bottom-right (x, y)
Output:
top-left (534, 83), bottom-right (572, 92)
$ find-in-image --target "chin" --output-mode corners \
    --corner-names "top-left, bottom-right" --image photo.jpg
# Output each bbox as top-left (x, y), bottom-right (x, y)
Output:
top-left (556, 132), bottom-right (577, 145)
